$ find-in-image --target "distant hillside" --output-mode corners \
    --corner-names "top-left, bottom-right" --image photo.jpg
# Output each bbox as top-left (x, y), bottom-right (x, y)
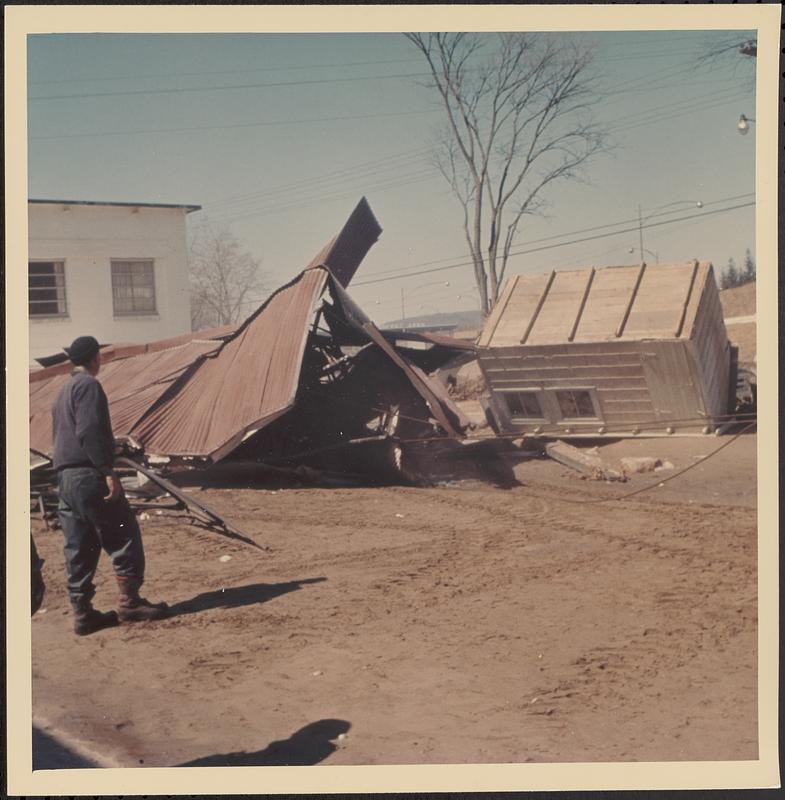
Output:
top-left (381, 309), bottom-right (483, 330)
top-left (719, 281), bottom-right (756, 318)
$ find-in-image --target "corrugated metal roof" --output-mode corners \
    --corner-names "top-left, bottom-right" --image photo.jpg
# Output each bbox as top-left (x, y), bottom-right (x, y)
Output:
top-left (305, 197), bottom-right (382, 287)
top-left (129, 268), bottom-right (327, 460)
top-left (33, 324), bottom-right (236, 369)
top-left (479, 262), bottom-right (713, 347)
top-left (29, 339), bottom-right (221, 455)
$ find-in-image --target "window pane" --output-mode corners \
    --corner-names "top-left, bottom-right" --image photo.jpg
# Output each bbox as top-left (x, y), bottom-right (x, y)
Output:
top-left (557, 391), bottom-right (577, 417)
top-left (112, 260), bottom-right (155, 313)
top-left (29, 261), bottom-right (66, 315)
top-left (574, 391), bottom-right (595, 416)
top-left (504, 393), bottom-right (524, 416)
top-left (31, 301), bottom-right (60, 315)
top-left (556, 390), bottom-right (594, 418)
top-left (519, 393), bottom-right (542, 417)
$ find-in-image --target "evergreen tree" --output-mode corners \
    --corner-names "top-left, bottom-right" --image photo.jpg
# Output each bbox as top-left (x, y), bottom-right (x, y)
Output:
top-left (742, 248), bottom-right (756, 284)
top-left (721, 257), bottom-right (739, 289)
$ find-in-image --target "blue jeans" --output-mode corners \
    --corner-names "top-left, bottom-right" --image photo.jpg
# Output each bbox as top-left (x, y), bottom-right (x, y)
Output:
top-left (57, 467), bottom-right (145, 604)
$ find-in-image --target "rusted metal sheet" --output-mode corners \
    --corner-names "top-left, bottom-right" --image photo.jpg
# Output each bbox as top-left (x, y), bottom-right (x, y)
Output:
top-left (31, 324), bottom-right (236, 372)
top-left (129, 269), bottom-right (328, 460)
top-left (116, 457), bottom-right (263, 549)
top-left (29, 339), bottom-right (221, 455)
top-left (305, 196), bottom-right (382, 287)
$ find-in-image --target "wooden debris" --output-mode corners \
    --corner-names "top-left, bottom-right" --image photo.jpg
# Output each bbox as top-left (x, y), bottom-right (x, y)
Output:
top-left (545, 440), bottom-right (626, 482)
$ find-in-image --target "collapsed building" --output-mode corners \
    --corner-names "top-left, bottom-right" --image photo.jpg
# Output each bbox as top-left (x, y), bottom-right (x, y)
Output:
top-left (477, 261), bottom-right (734, 438)
top-left (29, 199), bottom-right (474, 544)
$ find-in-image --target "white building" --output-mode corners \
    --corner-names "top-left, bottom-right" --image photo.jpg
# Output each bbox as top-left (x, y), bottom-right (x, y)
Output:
top-left (28, 199), bottom-right (200, 364)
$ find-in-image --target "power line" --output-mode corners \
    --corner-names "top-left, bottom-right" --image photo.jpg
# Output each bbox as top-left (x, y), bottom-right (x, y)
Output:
top-left (27, 52), bottom-right (751, 142)
top-left (28, 34), bottom-right (722, 88)
top-left (351, 202), bottom-right (756, 287)
top-left (29, 40), bottom-right (748, 104)
top-left (200, 87), bottom-right (752, 221)
top-left (210, 169), bottom-right (444, 225)
top-left (29, 108), bottom-right (439, 142)
top-left (28, 55), bottom-right (428, 85)
top-left (612, 91), bottom-right (750, 134)
top-left (28, 81), bottom-right (749, 144)
top-left (336, 193), bottom-right (756, 282)
top-left (198, 94), bottom-right (752, 225)
top-left (28, 69), bottom-right (438, 101)
top-left (606, 85), bottom-right (749, 126)
top-left (206, 148), bottom-right (432, 211)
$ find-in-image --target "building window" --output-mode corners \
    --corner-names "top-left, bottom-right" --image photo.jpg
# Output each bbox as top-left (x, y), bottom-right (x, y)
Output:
top-left (29, 261), bottom-right (67, 317)
top-left (111, 260), bottom-right (157, 315)
top-left (503, 391), bottom-right (543, 419)
top-left (555, 389), bottom-right (596, 418)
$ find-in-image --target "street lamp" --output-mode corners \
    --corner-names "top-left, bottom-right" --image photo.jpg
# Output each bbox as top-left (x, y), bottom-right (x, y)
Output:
top-left (737, 114), bottom-right (755, 135)
top-left (634, 200), bottom-right (703, 263)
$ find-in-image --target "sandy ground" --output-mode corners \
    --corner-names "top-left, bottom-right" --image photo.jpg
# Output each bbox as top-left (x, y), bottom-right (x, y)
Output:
top-left (30, 431), bottom-right (758, 768)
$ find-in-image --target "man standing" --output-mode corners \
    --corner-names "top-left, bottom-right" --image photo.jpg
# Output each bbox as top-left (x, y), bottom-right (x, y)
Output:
top-left (52, 335), bottom-right (168, 636)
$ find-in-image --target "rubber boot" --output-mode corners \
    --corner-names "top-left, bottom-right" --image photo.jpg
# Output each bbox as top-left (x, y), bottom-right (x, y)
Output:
top-left (71, 598), bottom-right (119, 636)
top-left (116, 576), bottom-right (169, 622)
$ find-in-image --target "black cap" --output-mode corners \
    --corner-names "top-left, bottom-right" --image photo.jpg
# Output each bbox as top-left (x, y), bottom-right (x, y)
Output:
top-left (64, 335), bottom-right (100, 366)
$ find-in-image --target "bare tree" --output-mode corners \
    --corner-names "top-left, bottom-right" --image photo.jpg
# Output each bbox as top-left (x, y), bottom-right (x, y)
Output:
top-left (404, 32), bottom-right (607, 313)
top-left (188, 220), bottom-right (267, 330)
top-left (695, 33), bottom-right (757, 66)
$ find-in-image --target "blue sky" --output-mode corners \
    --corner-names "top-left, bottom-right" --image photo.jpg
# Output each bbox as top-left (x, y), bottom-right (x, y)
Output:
top-left (28, 30), bottom-right (756, 325)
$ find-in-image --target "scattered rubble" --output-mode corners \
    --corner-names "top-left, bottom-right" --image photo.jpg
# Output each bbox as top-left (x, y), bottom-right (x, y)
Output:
top-left (620, 456), bottom-right (660, 475)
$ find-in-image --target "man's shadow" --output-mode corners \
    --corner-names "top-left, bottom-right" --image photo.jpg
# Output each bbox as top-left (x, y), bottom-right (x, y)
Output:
top-left (179, 719), bottom-right (351, 766)
top-left (168, 577), bottom-right (326, 617)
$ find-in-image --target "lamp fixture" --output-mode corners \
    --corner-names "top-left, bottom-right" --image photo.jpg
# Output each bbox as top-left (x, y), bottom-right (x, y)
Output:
top-left (737, 114), bottom-right (755, 135)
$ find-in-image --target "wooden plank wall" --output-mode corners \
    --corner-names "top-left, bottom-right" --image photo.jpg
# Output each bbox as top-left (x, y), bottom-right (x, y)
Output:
top-left (687, 269), bottom-right (732, 418)
top-left (481, 343), bottom-right (655, 427)
top-left (574, 266), bottom-right (640, 340)
top-left (479, 340), bottom-right (710, 432)
top-left (526, 270), bottom-right (591, 345)
top-left (477, 276), bottom-right (518, 347)
top-left (483, 273), bottom-right (552, 346)
top-left (639, 340), bottom-right (706, 423)
top-left (622, 263), bottom-right (696, 339)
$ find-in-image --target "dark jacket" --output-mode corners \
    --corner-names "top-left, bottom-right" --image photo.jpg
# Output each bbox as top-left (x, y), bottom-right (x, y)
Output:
top-left (52, 370), bottom-right (115, 475)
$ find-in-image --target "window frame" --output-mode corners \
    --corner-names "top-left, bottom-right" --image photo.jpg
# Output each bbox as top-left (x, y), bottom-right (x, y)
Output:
top-left (111, 259), bottom-right (158, 316)
top-left (552, 386), bottom-right (602, 421)
top-left (499, 389), bottom-right (548, 421)
top-left (29, 260), bottom-right (68, 318)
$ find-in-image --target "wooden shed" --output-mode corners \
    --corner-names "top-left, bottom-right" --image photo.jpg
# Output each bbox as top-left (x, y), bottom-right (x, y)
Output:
top-left (477, 261), bottom-right (734, 437)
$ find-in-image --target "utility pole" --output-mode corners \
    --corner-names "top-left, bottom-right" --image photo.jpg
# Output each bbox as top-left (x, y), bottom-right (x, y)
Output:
top-left (400, 287), bottom-right (406, 330)
top-left (638, 204), bottom-right (644, 263)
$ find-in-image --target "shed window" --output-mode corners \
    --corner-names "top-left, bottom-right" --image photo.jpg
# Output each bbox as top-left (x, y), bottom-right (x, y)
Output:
top-left (504, 391), bottom-right (543, 419)
top-left (556, 389), bottom-right (596, 418)
top-left (29, 261), bottom-right (67, 317)
top-left (112, 260), bottom-right (156, 314)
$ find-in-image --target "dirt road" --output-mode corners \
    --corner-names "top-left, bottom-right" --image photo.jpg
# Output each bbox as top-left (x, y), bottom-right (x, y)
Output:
top-left (31, 434), bottom-right (758, 767)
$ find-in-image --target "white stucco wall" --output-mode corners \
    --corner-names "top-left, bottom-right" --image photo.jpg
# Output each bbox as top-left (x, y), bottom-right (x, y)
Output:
top-left (28, 202), bottom-right (194, 362)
